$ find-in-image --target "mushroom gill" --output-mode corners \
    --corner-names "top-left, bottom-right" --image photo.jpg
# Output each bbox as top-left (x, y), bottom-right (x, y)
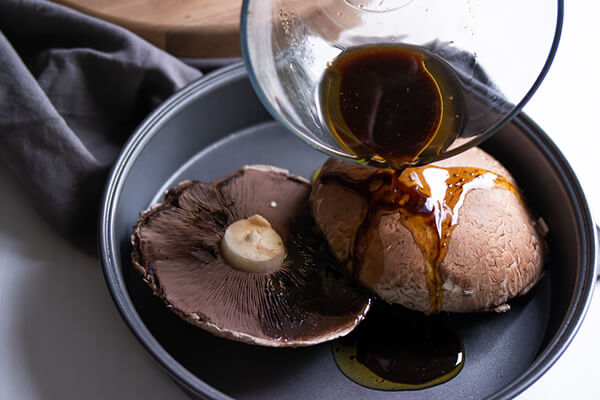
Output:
top-left (131, 165), bottom-right (371, 346)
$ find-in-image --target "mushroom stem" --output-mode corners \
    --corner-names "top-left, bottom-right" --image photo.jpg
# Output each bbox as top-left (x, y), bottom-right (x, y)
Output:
top-left (221, 215), bottom-right (286, 273)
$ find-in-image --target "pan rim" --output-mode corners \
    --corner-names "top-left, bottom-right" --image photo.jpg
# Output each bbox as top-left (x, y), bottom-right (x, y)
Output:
top-left (98, 62), bottom-right (597, 400)
top-left (480, 115), bottom-right (597, 399)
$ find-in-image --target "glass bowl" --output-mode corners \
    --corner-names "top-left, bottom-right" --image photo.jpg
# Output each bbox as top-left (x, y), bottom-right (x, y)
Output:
top-left (241, 0), bottom-right (563, 168)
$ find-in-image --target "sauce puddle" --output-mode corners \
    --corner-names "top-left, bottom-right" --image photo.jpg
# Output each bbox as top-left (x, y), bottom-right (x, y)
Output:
top-left (332, 302), bottom-right (464, 390)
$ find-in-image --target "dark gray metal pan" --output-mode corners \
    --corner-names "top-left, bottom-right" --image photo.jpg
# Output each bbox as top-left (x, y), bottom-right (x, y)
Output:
top-left (99, 62), bottom-right (598, 400)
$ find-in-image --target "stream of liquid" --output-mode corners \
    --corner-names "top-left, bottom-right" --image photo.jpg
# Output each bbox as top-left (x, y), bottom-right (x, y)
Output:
top-left (320, 43), bottom-right (519, 390)
top-left (321, 164), bottom-right (518, 313)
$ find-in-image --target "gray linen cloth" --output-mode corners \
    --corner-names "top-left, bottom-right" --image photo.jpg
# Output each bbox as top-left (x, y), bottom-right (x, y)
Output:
top-left (0, 0), bottom-right (202, 251)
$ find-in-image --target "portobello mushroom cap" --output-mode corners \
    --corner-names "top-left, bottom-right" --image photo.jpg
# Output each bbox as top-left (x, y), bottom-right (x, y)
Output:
top-left (310, 148), bottom-right (546, 313)
top-left (132, 165), bottom-right (371, 346)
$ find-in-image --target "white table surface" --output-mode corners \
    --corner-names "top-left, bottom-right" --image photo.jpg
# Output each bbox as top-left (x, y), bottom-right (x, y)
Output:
top-left (1, 3), bottom-right (599, 400)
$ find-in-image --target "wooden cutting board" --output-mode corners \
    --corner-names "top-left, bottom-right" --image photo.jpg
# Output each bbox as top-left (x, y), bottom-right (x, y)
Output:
top-left (52, 0), bottom-right (242, 58)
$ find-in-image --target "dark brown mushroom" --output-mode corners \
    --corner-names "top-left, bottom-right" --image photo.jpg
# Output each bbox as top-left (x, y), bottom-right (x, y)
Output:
top-left (131, 165), bottom-right (371, 346)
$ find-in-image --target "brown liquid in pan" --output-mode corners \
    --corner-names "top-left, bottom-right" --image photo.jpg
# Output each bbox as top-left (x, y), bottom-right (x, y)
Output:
top-left (332, 303), bottom-right (464, 390)
top-left (321, 165), bottom-right (518, 313)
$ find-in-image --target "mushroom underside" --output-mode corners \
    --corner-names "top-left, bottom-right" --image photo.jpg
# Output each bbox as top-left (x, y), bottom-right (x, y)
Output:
top-left (132, 166), bottom-right (371, 346)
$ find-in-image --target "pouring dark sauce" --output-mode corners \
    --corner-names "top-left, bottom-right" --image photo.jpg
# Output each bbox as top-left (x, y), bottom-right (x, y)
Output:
top-left (320, 44), bottom-right (465, 169)
top-left (319, 44), bottom-right (519, 389)
top-left (323, 164), bottom-right (518, 390)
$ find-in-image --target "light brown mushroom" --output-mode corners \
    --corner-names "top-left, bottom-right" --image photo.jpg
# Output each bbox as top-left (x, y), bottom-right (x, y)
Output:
top-left (131, 165), bottom-right (371, 346)
top-left (310, 148), bottom-right (546, 313)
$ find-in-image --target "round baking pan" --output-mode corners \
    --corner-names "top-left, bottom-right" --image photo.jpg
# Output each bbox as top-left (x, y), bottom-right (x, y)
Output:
top-left (99, 62), bottom-right (598, 399)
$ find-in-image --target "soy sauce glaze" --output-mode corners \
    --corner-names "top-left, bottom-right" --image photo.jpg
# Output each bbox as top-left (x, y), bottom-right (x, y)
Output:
top-left (321, 165), bottom-right (518, 313)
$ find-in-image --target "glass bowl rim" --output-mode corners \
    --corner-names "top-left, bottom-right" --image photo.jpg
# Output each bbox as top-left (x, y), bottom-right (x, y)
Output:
top-left (240, 0), bottom-right (565, 167)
